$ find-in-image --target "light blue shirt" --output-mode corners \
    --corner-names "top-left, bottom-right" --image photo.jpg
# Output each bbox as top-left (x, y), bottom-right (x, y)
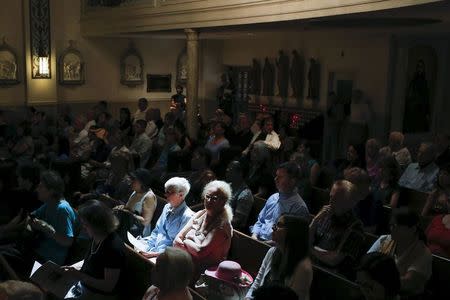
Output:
top-left (250, 192), bottom-right (310, 241)
top-left (398, 162), bottom-right (439, 193)
top-left (32, 199), bottom-right (78, 265)
top-left (145, 201), bottom-right (193, 253)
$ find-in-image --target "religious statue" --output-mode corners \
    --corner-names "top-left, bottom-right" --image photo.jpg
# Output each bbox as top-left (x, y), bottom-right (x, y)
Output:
top-left (251, 58), bottom-right (261, 95)
top-left (276, 50), bottom-right (289, 98)
top-left (403, 59), bottom-right (430, 133)
top-left (290, 50), bottom-right (304, 99)
top-left (262, 57), bottom-right (274, 96)
top-left (307, 58), bottom-right (320, 100)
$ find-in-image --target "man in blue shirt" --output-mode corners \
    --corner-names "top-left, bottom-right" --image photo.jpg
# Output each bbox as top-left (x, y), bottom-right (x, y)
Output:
top-left (251, 161), bottom-right (310, 241)
top-left (139, 177), bottom-right (193, 258)
top-left (30, 171), bottom-right (78, 265)
top-left (399, 142), bottom-right (439, 193)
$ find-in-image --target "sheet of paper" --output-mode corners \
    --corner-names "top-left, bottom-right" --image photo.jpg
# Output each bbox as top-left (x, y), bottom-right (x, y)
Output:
top-left (70, 260), bottom-right (84, 271)
top-left (127, 231), bottom-right (148, 252)
top-left (30, 261), bottom-right (42, 277)
top-left (30, 261), bottom-right (77, 298)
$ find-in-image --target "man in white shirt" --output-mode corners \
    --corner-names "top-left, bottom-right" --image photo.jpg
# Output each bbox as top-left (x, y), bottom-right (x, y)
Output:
top-left (399, 142), bottom-right (439, 193)
top-left (133, 98), bottom-right (148, 122)
top-left (243, 117), bottom-right (281, 155)
top-left (130, 119), bottom-right (152, 167)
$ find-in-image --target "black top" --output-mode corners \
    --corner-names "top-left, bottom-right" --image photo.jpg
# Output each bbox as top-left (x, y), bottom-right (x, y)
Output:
top-left (81, 232), bottom-right (125, 295)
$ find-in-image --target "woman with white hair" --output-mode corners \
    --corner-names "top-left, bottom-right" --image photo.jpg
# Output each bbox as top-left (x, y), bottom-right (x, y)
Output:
top-left (174, 180), bottom-right (233, 279)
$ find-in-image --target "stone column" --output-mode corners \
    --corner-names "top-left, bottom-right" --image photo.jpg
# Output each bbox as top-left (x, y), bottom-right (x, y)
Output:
top-left (185, 28), bottom-right (199, 138)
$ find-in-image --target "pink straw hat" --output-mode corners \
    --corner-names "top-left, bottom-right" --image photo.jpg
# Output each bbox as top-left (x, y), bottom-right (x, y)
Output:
top-left (205, 260), bottom-right (253, 288)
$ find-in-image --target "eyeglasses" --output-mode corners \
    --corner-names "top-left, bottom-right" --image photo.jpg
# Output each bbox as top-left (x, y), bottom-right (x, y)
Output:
top-left (165, 189), bottom-right (177, 196)
top-left (204, 194), bottom-right (222, 202)
top-left (272, 222), bottom-right (286, 231)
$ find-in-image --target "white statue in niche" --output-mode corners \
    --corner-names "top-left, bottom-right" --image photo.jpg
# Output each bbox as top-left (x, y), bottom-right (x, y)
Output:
top-left (124, 55), bottom-right (142, 81)
top-left (63, 53), bottom-right (81, 81)
top-left (0, 50), bottom-right (17, 80)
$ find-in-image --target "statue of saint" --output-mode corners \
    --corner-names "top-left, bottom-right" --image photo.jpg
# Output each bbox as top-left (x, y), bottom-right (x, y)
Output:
top-left (262, 57), bottom-right (274, 96)
top-left (403, 59), bottom-right (430, 133)
top-left (276, 50), bottom-right (289, 98)
top-left (251, 59), bottom-right (261, 95)
top-left (307, 58), bottom-right (320, 100)
top-left (290, 50), bottom-right (304, 99)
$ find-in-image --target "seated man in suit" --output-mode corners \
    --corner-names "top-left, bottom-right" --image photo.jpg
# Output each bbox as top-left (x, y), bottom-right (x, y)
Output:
top-left (250, 161), bottom-right (309, 242)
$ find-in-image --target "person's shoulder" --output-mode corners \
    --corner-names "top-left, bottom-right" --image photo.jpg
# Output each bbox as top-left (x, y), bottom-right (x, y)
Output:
top-left (57, 200), bottom-right (75, 212)
top-left (183, 206), bottom-right (195, 218)
top-left (266, 193), bottom-right (279, 203)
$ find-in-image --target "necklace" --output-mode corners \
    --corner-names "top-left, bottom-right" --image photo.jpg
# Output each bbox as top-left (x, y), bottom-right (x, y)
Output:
top-left (90, 239), bottom-right (104, 255)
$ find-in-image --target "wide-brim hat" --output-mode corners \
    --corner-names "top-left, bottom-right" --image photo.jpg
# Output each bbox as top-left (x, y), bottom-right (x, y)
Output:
top-left (205, 260), bottom-right (253, 288)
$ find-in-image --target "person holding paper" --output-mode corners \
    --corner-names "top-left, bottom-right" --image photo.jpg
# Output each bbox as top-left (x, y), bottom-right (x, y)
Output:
top-left (63, 200), bottom-right (125, 300)
top-left (30, 171), bottom-right (78, 265)
top-left (139, 177), bottom-right (194, 259)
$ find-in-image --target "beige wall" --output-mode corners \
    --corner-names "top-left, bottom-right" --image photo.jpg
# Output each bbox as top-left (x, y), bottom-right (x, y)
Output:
top-left (220, 32), bottom-right (391, 137)
top-left (0, 0), bottom-right (26, 107)
top-left (0, 0), bottom-right (186, 118)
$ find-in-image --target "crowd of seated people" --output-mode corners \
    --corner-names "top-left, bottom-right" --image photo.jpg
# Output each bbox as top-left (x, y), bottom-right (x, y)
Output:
top-left (1, 98), bottom-right (450, 300)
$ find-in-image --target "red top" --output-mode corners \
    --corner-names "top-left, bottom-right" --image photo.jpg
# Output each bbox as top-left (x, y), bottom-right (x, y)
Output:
top-left (426, 214), bottom-right (450, 258)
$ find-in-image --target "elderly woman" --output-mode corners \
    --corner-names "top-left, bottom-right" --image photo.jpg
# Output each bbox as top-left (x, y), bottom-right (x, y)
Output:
top-left (174, 180), bottom-right (233, 278)
top-left (114, 168), bottom-right (156, 237)
top-left (143, 247), bottom-right (193, 300)
top-left (379, 131), bottom-right (412, 171)
top-left (63, 200), bottom-right (125, 300)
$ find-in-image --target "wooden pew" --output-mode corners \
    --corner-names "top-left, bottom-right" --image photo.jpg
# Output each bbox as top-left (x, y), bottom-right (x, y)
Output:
top-left (0, 253), bottom-right (20, 280)
top-left (245, 196), bottom-right (267, 234)
top-left (311, 264), bottom-right (362, 300)
top-left (152, 195), bottom-right (168, 229)
top-left (228, 230), bottom-right (270, 277)
top-left (229, 231), bottom-right (363, 299)
top-left (190, 287), bottom-right (207, 300)
top-left (428, 254), bottom-right (450, 298)
top-left (400, 188), bottom-right (429, 214)
top-left (310, 186), bottom-right (329, 215)
top-left (121, 244), bottom-right (154, 300)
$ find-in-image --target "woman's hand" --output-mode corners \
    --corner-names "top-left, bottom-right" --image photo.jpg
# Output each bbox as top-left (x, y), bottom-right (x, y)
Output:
top-left (173, 237), bottom-right (185, 248)
top-left (139, 251), bottom-right (159, 259)
top-left (113, 205), bottom-right (125, 211)
top-left (29, 218), bottom-right (56, 237)
top-left (61, 266), bottom-right (81, 280)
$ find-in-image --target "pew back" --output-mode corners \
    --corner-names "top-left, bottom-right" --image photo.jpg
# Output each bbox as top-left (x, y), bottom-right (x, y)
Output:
top-left (121, 244), bottom-right (154, 300)
top-left (310, 187), bottom-right (329, 215)
top-left (311, 265), bottom-right (362, 300)
top-left (228, 230), bottom-right (270, 277)
top-left (245, 196), bottom-right (266, 234)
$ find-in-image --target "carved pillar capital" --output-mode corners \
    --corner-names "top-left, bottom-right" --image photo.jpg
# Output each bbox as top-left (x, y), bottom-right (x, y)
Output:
top-left (184, 29), bottom-right (199, 41)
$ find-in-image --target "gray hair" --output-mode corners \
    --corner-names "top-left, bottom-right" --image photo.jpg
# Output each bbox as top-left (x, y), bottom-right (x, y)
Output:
top-left (155, 247), bottom-right (193, 291)
top-left (251, 141), bottom-right (271, 162)
top-left (202, 180), bottom-right (234, 222)
top-left (164, 177), bottom-right (191, 197)
top-left (202, 180), bottom-right (232, 203)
